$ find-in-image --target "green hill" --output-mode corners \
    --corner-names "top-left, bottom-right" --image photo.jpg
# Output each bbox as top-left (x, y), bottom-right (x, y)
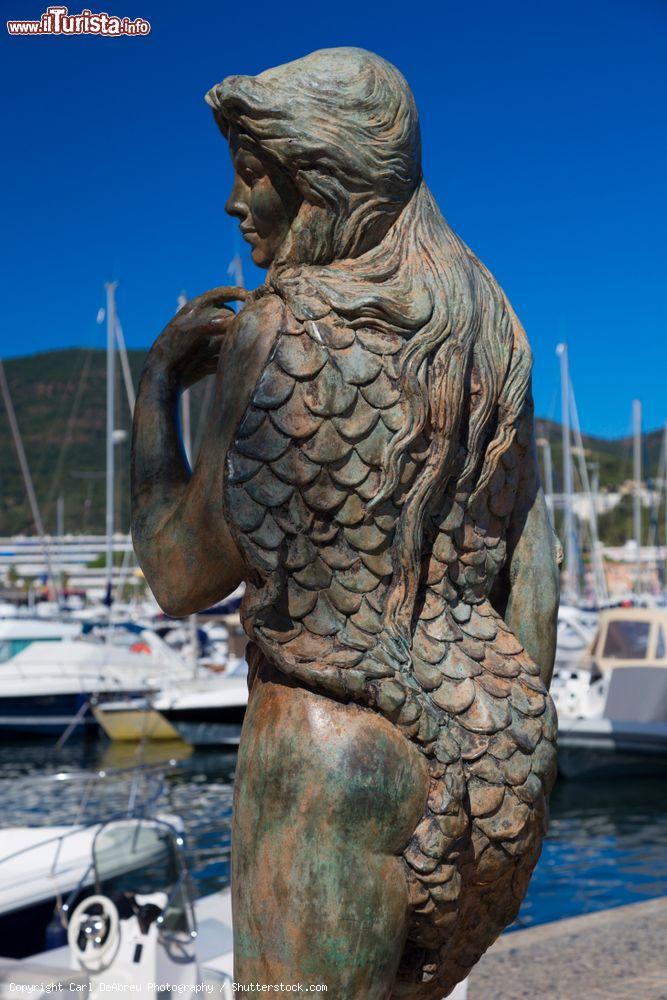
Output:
top-left (534, 417), bottom-right (664, 493)
top-left (0, 349), bottom-right (664, 542)
top-left (0, 348), bottom-right (214, 536)
top-left (534, 417), bottom-right (667, 551)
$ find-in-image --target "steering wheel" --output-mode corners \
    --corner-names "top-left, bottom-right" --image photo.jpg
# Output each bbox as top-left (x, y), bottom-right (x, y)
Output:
top-left (68, 894), bottom-right (121, 973)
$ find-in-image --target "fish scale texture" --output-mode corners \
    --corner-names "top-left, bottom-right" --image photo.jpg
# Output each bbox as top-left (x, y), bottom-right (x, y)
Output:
top-left (223, 283), bottom-right (557, 999)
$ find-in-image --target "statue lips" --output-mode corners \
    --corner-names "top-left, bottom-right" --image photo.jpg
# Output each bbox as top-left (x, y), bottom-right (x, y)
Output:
top-left (240, 224), bottom-right (258, 246)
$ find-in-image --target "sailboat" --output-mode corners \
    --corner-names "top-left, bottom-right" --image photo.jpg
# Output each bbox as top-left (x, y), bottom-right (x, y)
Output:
top-left (0, 287), bottom-right (195, 739)
top-left (550, 397), bottom-right (667, 776)
top-left (549, 344), bottom-right (609, 681)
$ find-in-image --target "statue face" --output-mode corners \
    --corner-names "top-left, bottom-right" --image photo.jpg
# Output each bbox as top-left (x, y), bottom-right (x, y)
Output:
top-left (225, 128), bottom-right (300, 268)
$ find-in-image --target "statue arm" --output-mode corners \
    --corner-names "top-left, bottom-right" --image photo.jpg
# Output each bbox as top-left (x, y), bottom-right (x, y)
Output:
top-left (131, 290), bottom-right (282, 618)
top-left (131, 355), bottom-right (246, 618)
top-left (493, 422), bottom-right (560, 688)
top-left (131, 288), bottom-right (249, 617)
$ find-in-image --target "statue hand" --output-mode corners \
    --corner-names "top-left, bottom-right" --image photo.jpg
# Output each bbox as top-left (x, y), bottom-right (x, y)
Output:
top-left (151, 286), bottom-right (248, 388)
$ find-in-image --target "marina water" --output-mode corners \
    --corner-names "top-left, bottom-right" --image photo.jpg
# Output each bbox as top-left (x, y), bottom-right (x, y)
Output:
top-left (1, 739), bottom-right (665, 931)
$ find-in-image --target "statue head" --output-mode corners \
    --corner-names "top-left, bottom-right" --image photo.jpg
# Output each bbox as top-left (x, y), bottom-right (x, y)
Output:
top-left (206, 47), bottom-right (421, 267)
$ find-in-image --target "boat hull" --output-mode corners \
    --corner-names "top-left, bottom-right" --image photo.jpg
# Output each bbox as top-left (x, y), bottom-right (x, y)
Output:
top-left (0, 894), bottom-right (72, 959)
top-left (558, 720), bottom-right (667, 779)
top-left (92, 704), bottom-right (182, 742)
top-left (0, 695), bottom-right (96, 738)
top-left (88, 700), bottom-right (247, 747)
top-left (164, 705), bottom-right (246, 747)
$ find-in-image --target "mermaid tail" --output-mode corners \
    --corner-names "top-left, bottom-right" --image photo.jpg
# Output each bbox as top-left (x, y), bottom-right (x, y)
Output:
top-left (223, 282), bottom-right (557, 997)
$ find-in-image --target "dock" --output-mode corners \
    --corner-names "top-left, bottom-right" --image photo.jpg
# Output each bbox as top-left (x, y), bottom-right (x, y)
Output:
top-left (468, 896), bottom-right (667, 999)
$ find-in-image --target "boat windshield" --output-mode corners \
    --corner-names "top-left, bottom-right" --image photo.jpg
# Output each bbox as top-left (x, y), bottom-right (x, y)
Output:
top-left (93, 819), bottom-right (194, 937)
top-left (602, 620), bottom-right (650, 660)
top-left (0, 637), bottom-right (51, 662)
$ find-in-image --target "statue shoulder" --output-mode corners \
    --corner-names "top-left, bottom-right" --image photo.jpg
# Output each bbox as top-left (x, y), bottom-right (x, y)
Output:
top-left (221, 291), bottom-right (295, 380)
top-left (232, 290), bottom-right (290, 341)
top-left (212, 292), bottom-right (292, 449)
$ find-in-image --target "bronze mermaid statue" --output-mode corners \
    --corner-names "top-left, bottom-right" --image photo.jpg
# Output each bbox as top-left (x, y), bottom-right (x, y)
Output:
top-left (132, 47), bottom-right (559, 1000)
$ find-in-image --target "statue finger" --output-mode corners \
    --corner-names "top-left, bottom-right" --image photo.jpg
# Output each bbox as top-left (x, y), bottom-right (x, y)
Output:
top-left (195, 285), bottom-right (248, 309)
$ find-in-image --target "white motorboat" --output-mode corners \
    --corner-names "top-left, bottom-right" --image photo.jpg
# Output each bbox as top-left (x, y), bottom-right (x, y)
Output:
top-left (153, 660), bottom-right (248, 746)
top-left (0, 799), bottom-right (235, 997)
top-left (96, 660), bottom-right (249, 747)
top-left (552, 607), bottom-right (667, 778)
top-left (0, 765), bottom-right (178, 959)
top-left (0, 627), bottom-right (192, 738)
top-left (0, 763), bottom-right (470, 1000)
top-left (0, 807), bottom-right (464, 999)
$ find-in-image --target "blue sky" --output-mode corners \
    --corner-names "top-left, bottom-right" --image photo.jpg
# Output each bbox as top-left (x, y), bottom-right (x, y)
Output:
top-left (2, 0), bottom-right (665, 437)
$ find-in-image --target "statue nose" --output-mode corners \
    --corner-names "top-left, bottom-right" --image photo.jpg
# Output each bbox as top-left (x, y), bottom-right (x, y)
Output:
top-left (225, 197), bottom-right (245, 219)
top-left (225, 179), bottom-right (248, 219)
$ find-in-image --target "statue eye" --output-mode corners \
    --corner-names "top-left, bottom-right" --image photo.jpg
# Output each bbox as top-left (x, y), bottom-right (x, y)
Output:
top-left (240, 161), bottom-right (264, 188)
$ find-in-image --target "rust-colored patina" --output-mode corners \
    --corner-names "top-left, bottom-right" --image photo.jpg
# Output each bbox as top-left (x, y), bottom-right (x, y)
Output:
top-left (132, 47), bottom-right (559, 999)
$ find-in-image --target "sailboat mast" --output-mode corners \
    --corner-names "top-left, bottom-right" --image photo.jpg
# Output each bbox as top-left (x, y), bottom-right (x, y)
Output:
top-left (105, 281), bottom-right (117, 610)
top-left (56, 496), bottom-right (64, 539)
top-left (569, 384), bottom-right (608, 604)
top-left (0, 359), bottom-right (57, 594)
top-left (114, 314), bottom-right (136, 415)
top-left (557, 343), bottom-right (576, 601)
top-left (539, 437), bottom-right (554, 518)
top-left (633, 399), bottom-right (642, 594)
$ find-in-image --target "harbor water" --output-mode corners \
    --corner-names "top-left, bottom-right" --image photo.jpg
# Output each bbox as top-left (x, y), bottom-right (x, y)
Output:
top-left (1, 739), bottom-right (665, 931)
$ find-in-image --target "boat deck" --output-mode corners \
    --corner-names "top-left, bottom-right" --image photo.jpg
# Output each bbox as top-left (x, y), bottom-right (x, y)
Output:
top-left (468, 895), bottom-right (667, 999)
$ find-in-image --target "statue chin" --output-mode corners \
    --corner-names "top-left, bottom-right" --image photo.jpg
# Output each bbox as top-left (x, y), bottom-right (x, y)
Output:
top-left (250, 246), bottom-right (272, 268)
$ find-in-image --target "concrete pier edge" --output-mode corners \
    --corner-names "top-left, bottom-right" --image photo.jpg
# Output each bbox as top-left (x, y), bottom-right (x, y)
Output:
top-left (467, 895), bottom-right (667, 999)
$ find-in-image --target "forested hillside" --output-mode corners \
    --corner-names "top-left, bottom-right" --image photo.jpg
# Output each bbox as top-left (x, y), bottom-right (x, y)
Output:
top-left (0, 349), bottom-right (214, 535)
top-left (0, 349), bottom-right (664, 540)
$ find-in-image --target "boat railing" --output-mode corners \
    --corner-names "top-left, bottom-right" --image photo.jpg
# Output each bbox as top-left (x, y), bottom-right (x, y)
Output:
top-left (0, 824), bottom-right (95, 880)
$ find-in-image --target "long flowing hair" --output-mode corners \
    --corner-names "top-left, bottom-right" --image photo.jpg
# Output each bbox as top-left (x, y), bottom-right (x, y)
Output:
top-left (207, 48), bottom-right (532, 658)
